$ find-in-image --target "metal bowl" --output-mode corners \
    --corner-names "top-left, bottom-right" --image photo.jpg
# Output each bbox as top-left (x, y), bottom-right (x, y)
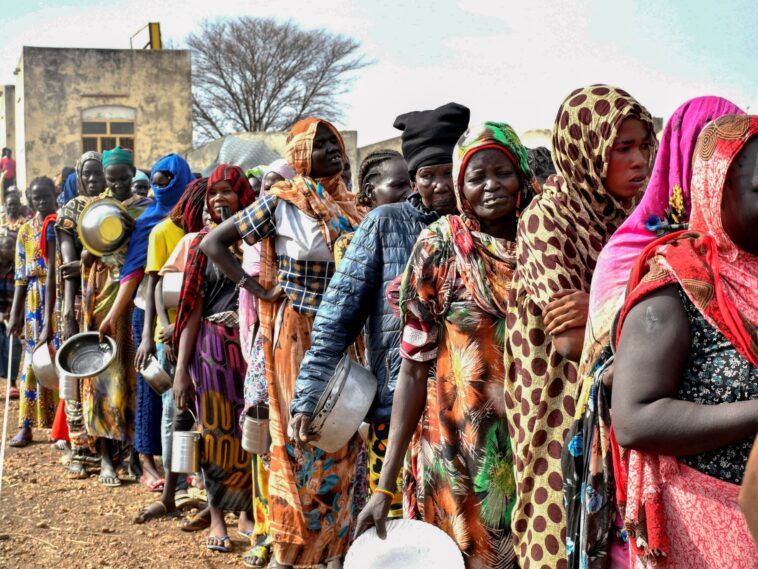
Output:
top-left (140, 354), bottom-right (172, 395)
top-left (161, 272), bottom-right (183, 309)
top-left (31, 342), bottom-right (58, 390)
top-left (56, 332), bottom-right (118, 379)
top-left (78, 197), bottom-right (129, 256)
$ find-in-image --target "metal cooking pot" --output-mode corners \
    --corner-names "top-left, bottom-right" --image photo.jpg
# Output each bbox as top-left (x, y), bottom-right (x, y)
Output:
top-left (241, 406), bottom-right (270, 455)
top-left (56, 332), bottom-right (118, 379)
top-left (78, 197), bottom-right (129, 256)
top-left (171, 431), bottom-right (201, 474)
top-left (161, 272), bottom-right (183, 309)
top-left (140, 354), bottom-right (172, 395)
top-left (308, 354), bottom-right (377, 453)
top-left (31, 342), bottom-right (58, 390)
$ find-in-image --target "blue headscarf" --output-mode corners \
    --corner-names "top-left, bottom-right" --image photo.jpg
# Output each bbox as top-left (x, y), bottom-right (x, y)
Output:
top-left (61, 171), bottom-right (78, 206)
top-left (121, 153), bottom-right (193, 281)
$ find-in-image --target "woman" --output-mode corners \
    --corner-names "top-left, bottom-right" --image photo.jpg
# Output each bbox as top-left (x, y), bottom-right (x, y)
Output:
top-left (81, 146), bottom-right (152, 486)
top-left (201, 118), bottom-right (363, 568)
top-left (562, 96), bottom-right (744, 569)
top-left (611, 114), bottom-right (758, 568)
top-left (504, 84), bottom-right (657, 569)
top-left (101, 153), bottom-right (193, 491)
top-left (7, 177), bottom-right (59, 446)
top-left (356, 122), bottom-right (538, 568)
top-left (54, 151), bottom-right (106, 477)
top-left (172, 164), bottom-right (255, 553)
top-left (355, 150), bottom-right (412, 208)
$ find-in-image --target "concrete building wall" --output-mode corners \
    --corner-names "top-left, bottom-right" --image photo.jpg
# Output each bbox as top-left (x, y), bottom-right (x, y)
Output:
top-left (0, 85), bottom-right (15, 155)
top-left (357, 136), bottom-right (402, 168)
top-left (16, 46), bottom-right (192, 189)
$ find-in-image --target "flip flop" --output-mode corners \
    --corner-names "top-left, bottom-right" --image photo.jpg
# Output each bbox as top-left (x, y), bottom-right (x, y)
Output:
top-left (180, 513), bottom-right (211, 532)
top-left (175, 493), bottom-right (200, 511)
top-left (66, 462), bottom-right (88, 480)
top-left (206, 535), bottom-right (232, 553)
top-left (242, 544), bottom-right (271, 568)
top-left (139, 476), bottom-right (165, 492)
top-left (98, 475), bottom-right (122, 487)
top-left (237, 529), bottom-right (254, 539)
top-left (8, 387), bottom-right (18, 399)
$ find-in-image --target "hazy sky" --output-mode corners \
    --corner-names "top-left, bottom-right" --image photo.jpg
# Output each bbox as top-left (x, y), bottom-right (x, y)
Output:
top-left (0, 0), bottom-right (756, 146)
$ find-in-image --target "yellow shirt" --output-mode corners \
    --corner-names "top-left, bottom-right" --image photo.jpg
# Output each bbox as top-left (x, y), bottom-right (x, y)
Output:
top-left (146, 218), bottom-right (185, 341)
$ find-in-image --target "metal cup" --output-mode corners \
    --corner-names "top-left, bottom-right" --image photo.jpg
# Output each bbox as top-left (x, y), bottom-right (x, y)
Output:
top-left (58, 374), bottom-right (78, 401)
top-left (241, 405), bottom-right (270, 455)
top-left (171, 431), bottom-right (201, 474)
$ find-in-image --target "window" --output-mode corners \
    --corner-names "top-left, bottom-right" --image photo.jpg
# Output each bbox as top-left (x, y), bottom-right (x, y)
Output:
top-left (81, 106), bottom-right (136, 154)
top-left (82, 120), bottom-right (135, 154)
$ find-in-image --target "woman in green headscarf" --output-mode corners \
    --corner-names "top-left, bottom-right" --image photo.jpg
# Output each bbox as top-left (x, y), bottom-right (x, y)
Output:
top-left (356, 122), bottom-right (538, 569)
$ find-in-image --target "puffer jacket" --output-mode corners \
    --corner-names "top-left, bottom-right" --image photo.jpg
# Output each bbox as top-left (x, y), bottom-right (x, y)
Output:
top-left (291, 194), bottom-right (438, 422)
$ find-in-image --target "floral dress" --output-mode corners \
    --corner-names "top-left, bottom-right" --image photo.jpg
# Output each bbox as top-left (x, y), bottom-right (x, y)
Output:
top-left (400, 226), bottom-right (516, 569)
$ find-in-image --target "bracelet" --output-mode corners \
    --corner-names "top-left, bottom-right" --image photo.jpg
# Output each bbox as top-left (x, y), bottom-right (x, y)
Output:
top-left (236, 275), bottom-right (248, 292)
top-left (374, 486), bottom-right (395, 499)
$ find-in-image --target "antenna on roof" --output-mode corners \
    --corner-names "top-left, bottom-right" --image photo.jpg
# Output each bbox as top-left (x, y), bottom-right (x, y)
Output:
top-left (129, 23), bottom-right (162, 50)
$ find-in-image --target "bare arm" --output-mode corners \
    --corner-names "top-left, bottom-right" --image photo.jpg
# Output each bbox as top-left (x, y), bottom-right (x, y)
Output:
top-left (134, 273), bottom-right (158, 370)
top-left (612, 285), bottom-right (758, 455)
top-left (58, 230), bottom-right (80, 340)
top-left (98, 277), bottom-right (139, 341)
top-left (172, 299), bottom-right (203, 411)
top-left (552, 327), bottom-right (585, 362)
top-left (7, 284), bottom-right (26, 337)
top-left (355, 358), bottom-right (430, 538)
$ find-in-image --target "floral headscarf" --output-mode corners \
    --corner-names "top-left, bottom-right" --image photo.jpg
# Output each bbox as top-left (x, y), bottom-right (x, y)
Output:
top-left (517, 85), bottom-right (657, 309)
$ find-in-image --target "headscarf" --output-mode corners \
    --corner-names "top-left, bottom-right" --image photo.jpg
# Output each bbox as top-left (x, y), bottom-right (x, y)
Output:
top-left (581, 96), bottom-right (745, 375)
top-left (121, 153), bottom-right (193, 282)
top-left (61, 171), bottom-right (79, 205)
top-left (76, 151), bottom-right (103, 196)
top-left (264, 158), bottom-right (296, 181)
top-left (611, 114), bottom-right (758, 566)
top-left (403, 121), bottom-right (537, 319)
top-left (206, 164), bottom-right (255, 224)
top-left (172, 165), bottom-right (255, 346)
top-left (169, 176), bottom-right (208, 233)
top-left (516, 85), bottom-right (657, 309)
top-left (132, 170), bottom-right (149, 184)
top-left (102, 146), bottom-right (133, 168)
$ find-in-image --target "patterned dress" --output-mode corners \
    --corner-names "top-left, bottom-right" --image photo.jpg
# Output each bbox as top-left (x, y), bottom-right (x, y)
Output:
top-left (15, 215), bottom-right (58, 428)
top-left (400, 225), bottom-right (516, 569)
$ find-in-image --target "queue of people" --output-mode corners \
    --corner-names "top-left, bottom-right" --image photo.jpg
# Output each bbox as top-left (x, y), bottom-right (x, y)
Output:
top-left (2, 85), bottom-right (757, 569)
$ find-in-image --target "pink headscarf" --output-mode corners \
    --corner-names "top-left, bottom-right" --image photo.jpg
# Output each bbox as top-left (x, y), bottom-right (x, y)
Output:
top-left (580, 96), bottom-right (744, 367)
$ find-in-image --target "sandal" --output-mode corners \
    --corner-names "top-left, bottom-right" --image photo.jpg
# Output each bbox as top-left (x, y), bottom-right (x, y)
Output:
top-left (206, 534), bottom-right (232, 553)
top-left (98, 475), bottom-right (122, 487)
top-left (8, 387), bottom-right (18, 399)
top-left (242, 544), bottom-right (271, 568)
top-left (180, 513), bottom-right (211, 532)
top-left (133, 501), bottom-right (180, 524)
top-left (139, 476), bottom-right (165, 492)
top-left (67, 462), bottom-right (88, 480)
top-left (175, 493), bottom-right (200, 511)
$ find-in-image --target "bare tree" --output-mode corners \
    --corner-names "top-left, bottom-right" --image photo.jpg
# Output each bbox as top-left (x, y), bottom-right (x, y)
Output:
top-left (188, 18), bottom-right (369, 142)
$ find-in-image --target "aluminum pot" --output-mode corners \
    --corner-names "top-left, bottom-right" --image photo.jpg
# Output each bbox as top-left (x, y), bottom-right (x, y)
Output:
top-left (162, 272), bottom-right (183, 309)
top-left (308, 354), bottom-right (378, 453)
top-left (31, 342), bottom-right (58, 390)
top-left (59, 374), bottom-right (79, 401)
top-left (56, 332), bottom-right (118, 379)
top-left (241, 406), bottom-right (270, 455)
top-left (171, 431), bottom-right (201, 474)
top-left (78, 197), bottom-right (129, 256)
top-left (140, 354), bottom-right (172, 395)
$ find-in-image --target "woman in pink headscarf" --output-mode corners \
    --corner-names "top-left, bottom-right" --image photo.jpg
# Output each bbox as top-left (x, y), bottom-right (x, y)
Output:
top-left (562, 96), bottom-right (744, 569)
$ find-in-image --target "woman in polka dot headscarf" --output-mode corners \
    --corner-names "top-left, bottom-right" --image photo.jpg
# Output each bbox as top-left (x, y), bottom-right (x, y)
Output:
top-left (503, 84), bottom-right (657, 569)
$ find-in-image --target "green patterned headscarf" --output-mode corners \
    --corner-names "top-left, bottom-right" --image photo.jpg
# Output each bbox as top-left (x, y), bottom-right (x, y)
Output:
top-left (102, 146), bottom-right (134, 168)
top-left (452, 121), bottom-right (539, 229)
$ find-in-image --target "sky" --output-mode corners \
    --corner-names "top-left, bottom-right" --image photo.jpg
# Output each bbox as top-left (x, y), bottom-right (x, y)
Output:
top-left (0, 0), bottom-right (756, 146)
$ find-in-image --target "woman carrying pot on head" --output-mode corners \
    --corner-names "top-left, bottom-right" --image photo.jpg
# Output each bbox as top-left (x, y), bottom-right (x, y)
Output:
top-left (504, 85), bottom-right (657, 569)
top-left (612, 114), bottom-right (758, 568)
top-left (356, 122), bottom-right (538, 569)
top-left (201, 118), bottom-right (363, 569)
top-left (171, 164), bottom-right (256, 553)
top-left (7, 176), bottom-right (60, 447)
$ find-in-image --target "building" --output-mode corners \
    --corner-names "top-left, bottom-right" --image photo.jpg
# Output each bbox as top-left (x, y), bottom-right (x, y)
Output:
top-left (0, 85), bottom-right (15, 154)
top-left (9, 46), bottom-right (192, 189)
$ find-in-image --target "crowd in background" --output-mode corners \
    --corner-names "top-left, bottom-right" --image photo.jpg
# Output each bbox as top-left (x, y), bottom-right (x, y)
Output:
top-left (2, 85), bottom-right (758, 569)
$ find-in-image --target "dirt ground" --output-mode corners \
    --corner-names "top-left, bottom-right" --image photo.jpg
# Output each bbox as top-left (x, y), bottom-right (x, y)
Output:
top-left (0, 381), bottom-right (258, 569)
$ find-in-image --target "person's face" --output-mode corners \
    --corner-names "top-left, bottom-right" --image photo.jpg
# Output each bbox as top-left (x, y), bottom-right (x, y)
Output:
top-left (310, 123), bottom-right (343, 178)
top-left (604, 118), bottom-right (653, 200)
top-left (262, 171), bottom-right (284, 195)
top-left (369, 158), bottom-right (412, 207)
top-left (0, 238), bottom-right (13, 263)
top-left (461, 148), bottom-right (521, 225)
top-left (30, 185), bottom-right (55, 217)
top-left (5, 194), bottom-right (20, 217)
top-left (105, 164), bottom-right (136, 201)
top-left (132, 180), bottom-right (150, 197)
top-left (80, 159), bottom-right (105, 197)
top-left (415, 163), bottom-right (456, 215)
top-left (208, 180), bottom-right (241, 220)
top-left (722, 136), bottom-right (758, 255)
